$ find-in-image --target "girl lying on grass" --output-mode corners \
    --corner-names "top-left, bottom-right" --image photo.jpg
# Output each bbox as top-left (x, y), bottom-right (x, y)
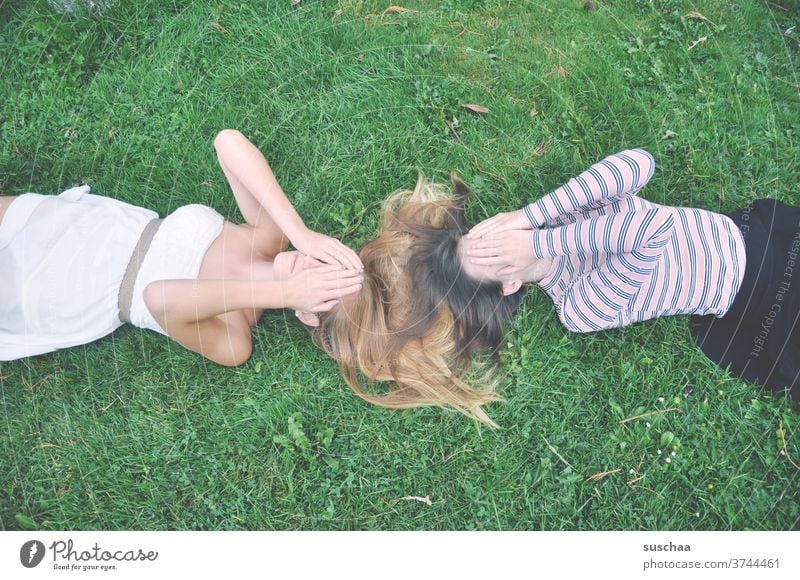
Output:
top-left (463, 149), bottom-right (800, 404)
top-left (0, 130), bottom-right (363, 366)
top-left (312, 149), bottom-right (798, 428)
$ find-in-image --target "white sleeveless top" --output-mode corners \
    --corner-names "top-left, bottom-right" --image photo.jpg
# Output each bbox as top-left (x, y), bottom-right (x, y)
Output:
top-left (127, 204), bottom-right (223, 335)
top-left (0, 186), bottom-right (223, 360)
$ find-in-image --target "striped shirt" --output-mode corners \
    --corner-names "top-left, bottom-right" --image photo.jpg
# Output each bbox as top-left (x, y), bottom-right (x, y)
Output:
top-left (524, 149), bottom-right (746, 333)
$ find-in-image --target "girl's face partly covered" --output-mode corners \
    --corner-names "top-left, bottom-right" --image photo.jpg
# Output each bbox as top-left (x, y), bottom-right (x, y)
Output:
top-left (271, 250), bottom-right (327, 326)
top-left (457, 236), bottom-right (552, 292)
top-left (272, 250), bottom-right (326, 280)
top-left (456, 237), bottom-right (523, 294)
top-left (458, 237), bottom-right (506, 282)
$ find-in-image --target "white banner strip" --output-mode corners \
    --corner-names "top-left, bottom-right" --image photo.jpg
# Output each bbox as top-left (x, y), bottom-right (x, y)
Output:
top-left (1, 531), bottom-right (797, 579)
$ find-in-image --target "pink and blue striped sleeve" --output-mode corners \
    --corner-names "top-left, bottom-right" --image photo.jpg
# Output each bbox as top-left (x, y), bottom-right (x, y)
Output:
top-left (523, 149), bottom-right (656, 228)
top-left (532, 208), bottom-right (675, 332)
top-left (531, 208), bottom-right (674, 260)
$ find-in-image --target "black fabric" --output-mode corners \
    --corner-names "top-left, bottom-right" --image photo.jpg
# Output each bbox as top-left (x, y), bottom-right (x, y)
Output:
top-left (690, 199), bottom-right (800, 401)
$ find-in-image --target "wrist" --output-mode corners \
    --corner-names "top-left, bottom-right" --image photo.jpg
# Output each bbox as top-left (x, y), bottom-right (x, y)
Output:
top-left (522, 204), bottom-right (540, 228)
top-left (256, 280), bottom-right (293, 310)
top-left (282, 215), bottom-right (308, 243)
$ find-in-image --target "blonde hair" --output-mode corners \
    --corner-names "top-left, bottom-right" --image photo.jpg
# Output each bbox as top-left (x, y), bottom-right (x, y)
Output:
top-left (313, 174), bottom-right (523, 427)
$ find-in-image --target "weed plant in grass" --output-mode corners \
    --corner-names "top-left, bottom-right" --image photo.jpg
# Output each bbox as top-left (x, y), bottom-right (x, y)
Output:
top-left (0, 0), bottom-right (798, 530)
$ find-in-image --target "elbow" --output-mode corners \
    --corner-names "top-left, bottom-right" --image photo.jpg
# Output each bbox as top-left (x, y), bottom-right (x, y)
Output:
top-left (142, 281), bottom-right (167, 321)
top-left (231, 343), bottom-right (253, 367)
top-left (214, 129), bottom-right (244, 152)
top-left (216, 340), bottom-right (253, 367)
top-left (632, 148), bottom-right (656, 182)
top-left (558, 305), bottom-right (603, 334)
top-left (557, 307), bottom-right (581, 333)
top-left (563, 320), bottom-right (593, 334)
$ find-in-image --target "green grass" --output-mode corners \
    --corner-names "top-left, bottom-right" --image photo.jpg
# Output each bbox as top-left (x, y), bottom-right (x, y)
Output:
top-left (1, 0), bottom-right (799, 530)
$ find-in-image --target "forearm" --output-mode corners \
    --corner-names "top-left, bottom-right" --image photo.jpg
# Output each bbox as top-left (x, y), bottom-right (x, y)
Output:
top-left (143, 278), bottom-right (288, 323)
top-left (524, 149), bottom-right (655, 227)
top-left (214, 130), bottom-right (306, 239)
top-left (531, 208), bottom-right (674, 260)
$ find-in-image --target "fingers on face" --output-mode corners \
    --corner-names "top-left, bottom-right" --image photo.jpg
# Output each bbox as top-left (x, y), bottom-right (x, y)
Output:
top-left (470, 211), bottom-right (527, 239)
top-left (468, 217), bottom-right (498, 237)
top-left (311, 299), bottom-right (340, 313)
top-left (323, 245), bottom-right (351, 268)
top-left (310, 253), bottom-right (336, 267)
top-left (350, 252), bottom-right (364, 271)
top-left (312, 285), bottom-right (361, 308)
top-left (328, 278), bottom-right (363, 292)
top-left (312, 264), bottom-right (345, 275)
top-left (321, 268), bottom-right (362, 282)
top-left (315, 272), bottom-right (363, 299)
top-left (342, 251), bottom-right (362, 271)
top-left (470, 255), bottom-right (506, 266)
top-left (468, 223), bottom-right (496, 239)
top-left (327, 241), bottom-right (362, 271)
top-left (468, 244), bottom-right (502, 257)
top-left (466, 227), bottom-right (482, 239)
top-left (327, 282), bottom-right (362, 299)
top-left (346, 247), bottom-right (363, 270)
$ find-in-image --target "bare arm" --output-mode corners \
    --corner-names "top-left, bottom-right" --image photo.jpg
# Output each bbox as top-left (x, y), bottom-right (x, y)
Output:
top-left (146, 279), bottom-right (288, 323)
top-left (213, 129), bottom-right (361, 269)
top-left (0, 196), bottom-right (16, 227)
top-left (144, 267), bottom-right (363, 366)
top-left (143, 278), bottom-right (283, 366)
top-left (214, 129), bottom-right (306, 238)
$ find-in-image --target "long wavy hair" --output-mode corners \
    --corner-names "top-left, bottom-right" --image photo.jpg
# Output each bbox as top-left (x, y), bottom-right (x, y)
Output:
top-left (312, 173), bottom-right (525, 426)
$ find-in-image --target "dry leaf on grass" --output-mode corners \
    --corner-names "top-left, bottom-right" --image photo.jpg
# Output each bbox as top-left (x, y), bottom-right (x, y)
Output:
top-left (688, 36), bottom-right (707, 50)
top-left (545, 64), bottom-right (569, 79)
top-left (400, 496), bottom-right (432, 505)
top-left (684, 11), bottom-right (715, 26)
top-left (461, 103), bottom-right (489, 114)
top-left (381, 6), bottom-right (417, 19)
top-left (211, 21), bottom-right (228, 33)
top-left (532, 141), bottom-right (551, 156)
top-left (586, 469), bottom-right (621, 482)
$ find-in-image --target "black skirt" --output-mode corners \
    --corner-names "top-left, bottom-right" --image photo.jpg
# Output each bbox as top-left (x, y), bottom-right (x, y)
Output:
top-left (690, 199), bottom-right (800, 401)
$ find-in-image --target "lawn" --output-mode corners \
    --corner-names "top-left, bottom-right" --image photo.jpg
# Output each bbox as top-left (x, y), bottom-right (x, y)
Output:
top-left (0, 0), bottom-right (798, 530)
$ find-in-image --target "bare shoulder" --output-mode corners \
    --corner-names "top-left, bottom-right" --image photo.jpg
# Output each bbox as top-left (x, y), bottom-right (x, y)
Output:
top-left (0, 196), bottom-right (19, 227)
top-left (199, 221), bottom-right (254, 278)
top-left (200, 220), bottom-right (284, 279)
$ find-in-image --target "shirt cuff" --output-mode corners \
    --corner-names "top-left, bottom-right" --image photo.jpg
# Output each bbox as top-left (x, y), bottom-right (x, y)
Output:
top-left (523, 203), bottom-right (542, 228)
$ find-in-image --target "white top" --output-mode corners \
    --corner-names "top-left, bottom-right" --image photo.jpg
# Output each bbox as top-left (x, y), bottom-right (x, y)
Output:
top-left (0, 186), bottom-right (223, 360)
top-left (128, 204), bottom-right (224, 335)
